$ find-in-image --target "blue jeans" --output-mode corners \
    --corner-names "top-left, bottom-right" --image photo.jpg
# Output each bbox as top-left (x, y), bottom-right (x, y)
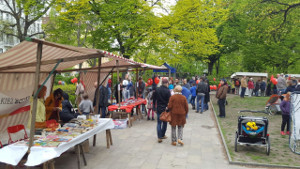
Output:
top-left (98, 106), bottom-right (107, 118)
top-left (196, 94), bottom-right (205, 112)
top-left (191, 96), bottom-right (196, 107)
top-left (157, 111), bottom-right (167, 138)
top-left (188, 95), bottom-right (192, 103)
top-left (278, 89), bottom-right (285, 95)
top-left (241, 87), bottom-right (246, 98)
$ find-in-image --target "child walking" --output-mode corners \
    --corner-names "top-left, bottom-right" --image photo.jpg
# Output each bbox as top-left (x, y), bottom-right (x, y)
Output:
top-left (280, 92), bottom-right (291, 135)
top-left (146, 88), bottom-right (155, 120)
top-left (79, 93), bottom-right (94, 115)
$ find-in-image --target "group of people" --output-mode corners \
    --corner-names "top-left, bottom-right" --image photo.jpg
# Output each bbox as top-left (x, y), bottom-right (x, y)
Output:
top-left (233, 74), bottom-right (300, 98)
top-left (146, 75), bottom-right (218, 146)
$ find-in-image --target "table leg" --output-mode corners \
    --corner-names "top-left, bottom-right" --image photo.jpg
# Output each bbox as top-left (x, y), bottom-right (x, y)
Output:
top-left (106, 130), bottom-right (110, 149)
top-left (76, 145), bottom-right (81, 169)
top-left (79, 145), bottom-right (87, 166)
top-left (49, 160), bottom-right (55, 169)
top-left (93, 134), bottom-right (97, 147)
top-left (42, 162), bottom-right (48, 169)
top-left (127, 113), bottom-right (131, 127)
top-left (108, 129), bottom-right (113, 145)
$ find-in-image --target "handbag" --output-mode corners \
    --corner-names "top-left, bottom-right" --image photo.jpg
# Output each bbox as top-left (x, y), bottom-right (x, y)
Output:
top-left (160, 111), bottom-right (171, 122)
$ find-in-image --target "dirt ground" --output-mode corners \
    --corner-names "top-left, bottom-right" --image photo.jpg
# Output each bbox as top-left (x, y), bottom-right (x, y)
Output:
top-left (211, 94), bottom-right (300, 167)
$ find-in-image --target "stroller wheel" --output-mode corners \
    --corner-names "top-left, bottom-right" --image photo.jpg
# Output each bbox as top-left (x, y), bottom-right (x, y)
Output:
top-left (266, 136), bottom-right (270, 155)
top-left (235, 132), bottom-right (238, 152)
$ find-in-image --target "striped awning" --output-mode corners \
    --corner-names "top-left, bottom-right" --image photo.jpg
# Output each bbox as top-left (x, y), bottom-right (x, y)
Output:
top-left (0, 38), bottom-right (167, 73)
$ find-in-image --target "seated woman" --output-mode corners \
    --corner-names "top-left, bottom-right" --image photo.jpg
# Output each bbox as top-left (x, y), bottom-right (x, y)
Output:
top-left (28, 85), bottom-right (47, 128)
top-left (60, 92), bottom-right (78, 123)
top-left (45, 88), bottom-right (63, 121)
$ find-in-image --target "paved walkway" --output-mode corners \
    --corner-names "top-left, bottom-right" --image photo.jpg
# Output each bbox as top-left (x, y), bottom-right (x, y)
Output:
top-left (49, 104), bottom-right (266, 169)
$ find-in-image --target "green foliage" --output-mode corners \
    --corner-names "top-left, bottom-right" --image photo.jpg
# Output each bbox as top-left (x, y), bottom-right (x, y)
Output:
top-left (54, 74), bottom-right (78, 85)
top-left (53, 84), bottom-right (77, 105)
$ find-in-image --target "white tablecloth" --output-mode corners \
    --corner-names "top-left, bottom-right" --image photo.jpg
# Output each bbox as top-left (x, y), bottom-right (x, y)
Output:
top-left (0, 118), bottom-right (114, 166)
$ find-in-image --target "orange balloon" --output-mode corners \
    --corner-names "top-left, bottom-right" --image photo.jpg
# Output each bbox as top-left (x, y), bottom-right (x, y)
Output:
top-left (196, 80), bottom-right (200, 84)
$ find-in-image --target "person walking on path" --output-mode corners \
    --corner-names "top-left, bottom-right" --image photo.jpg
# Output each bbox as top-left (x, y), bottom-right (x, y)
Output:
top-left (190, 83), bottom-right (197, 110)
top-left (196, 77), bottom-right (207, 113)
top-left (146, 88), bottom-right (155, 121)
top-left (153, 78), bottom-right (171, 143)
top-left (248, 78), bottom-right (254, 97)
top-left (168, 85), bottom-right (189, 146)
top-left (240, 76), bottom-right (247, 98)
top-left (280, 92), bottom-right (291, 135)
top-left (216, 79), bottom-right (228, 118)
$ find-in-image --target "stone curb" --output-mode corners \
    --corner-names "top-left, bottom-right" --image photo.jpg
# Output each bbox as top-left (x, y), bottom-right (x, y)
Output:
top-left (210, 99), bottom-right (300, 169)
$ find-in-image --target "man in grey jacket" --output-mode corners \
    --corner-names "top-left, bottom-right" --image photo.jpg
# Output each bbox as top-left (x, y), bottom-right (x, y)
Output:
top-left (277, 74), bottom-right (287, 95)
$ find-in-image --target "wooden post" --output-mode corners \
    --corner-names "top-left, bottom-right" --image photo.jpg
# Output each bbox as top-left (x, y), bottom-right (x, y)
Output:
top-left (95, 57), bottom-right (102, 114)
top-left (168, 68), bottom-right (171, 80)
top-left (116, 60), bottom-right (120, 107)
top-left (93, 56), bottom-right (102, 146)
top-left (111, 72), bottom-right (114, 103)
top-left (136, 68), bottom-right (138, 99)
top-left (28, 42), bottom-right (43, 151)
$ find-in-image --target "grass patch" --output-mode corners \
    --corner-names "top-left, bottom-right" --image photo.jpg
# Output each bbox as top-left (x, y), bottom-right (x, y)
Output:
top-left (212, 94), bottom-right (300, 167)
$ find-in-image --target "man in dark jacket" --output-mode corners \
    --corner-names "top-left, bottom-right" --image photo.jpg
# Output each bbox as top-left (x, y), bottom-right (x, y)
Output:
top-left (260, 80), bottom-right (266, 96)
top-left (196, 77), bottom-right (207, 113)
top-left (153, 78), bottom-right (171, 143)
top-left (216, 79), bottom-right (228, 118)
top-left (94, 82), bottom-right (109, 118)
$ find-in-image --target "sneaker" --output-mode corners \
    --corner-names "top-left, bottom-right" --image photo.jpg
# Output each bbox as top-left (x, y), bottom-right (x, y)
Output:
top-left (281, 131), bottom-right (285, 135)
top-left (171, 142), bottom-right (176, 146)
top-left (152, 117), bottom-right (155, 121)
top-left (147, 117), bottom-right (150, 121)
top-left (286, 131), bottom-right (290, 135)
top-left (158, 139), bottom-right (162, 143)
top-left (178, 139), bottom-right (184, 146)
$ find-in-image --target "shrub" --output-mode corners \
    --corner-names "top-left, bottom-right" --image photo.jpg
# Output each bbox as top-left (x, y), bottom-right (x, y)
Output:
top-left (53, 84), bottom-right (77, 106)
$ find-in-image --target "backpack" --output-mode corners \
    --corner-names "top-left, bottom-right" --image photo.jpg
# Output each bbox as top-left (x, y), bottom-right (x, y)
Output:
top-left (235, 80), bottom-right (240, 86)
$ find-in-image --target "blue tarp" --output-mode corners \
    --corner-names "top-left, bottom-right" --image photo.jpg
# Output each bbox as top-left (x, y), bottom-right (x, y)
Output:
top-left (153, 63), bottom-right (176, 73)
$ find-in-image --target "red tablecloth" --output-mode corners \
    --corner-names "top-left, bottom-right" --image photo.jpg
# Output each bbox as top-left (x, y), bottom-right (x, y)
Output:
top-left (108, 98), bottom-right (147, 113)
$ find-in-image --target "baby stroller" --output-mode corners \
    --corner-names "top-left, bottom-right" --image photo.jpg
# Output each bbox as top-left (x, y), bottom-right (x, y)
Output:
top-left (239, 94), bottom-right (283, 115)
top-left (235, 115), bottom-right (270, 155)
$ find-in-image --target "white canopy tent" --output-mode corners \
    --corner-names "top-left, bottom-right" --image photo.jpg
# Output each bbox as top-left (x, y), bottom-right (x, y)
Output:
top-left (0, 38), bottom-right (167, 149)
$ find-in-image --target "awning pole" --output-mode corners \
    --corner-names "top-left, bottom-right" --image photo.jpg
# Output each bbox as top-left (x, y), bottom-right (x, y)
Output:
top-left (169, 68), bottom-right (171, 80)
top-left (136, 68), bottom-right (138, 99)
top-left (95, 57), bottom-right (102, 114)
top-left (116, 60), bottom-right (121, 107)
top-left (28, 42), bottom-right (43, 152)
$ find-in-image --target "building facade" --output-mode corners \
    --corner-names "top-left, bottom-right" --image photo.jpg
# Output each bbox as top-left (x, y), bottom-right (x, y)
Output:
top-left (0, 0), bottom-right (42, 53)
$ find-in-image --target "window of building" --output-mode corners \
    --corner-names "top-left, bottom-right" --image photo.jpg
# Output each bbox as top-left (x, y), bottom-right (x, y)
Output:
top-left (0, 48), bottom-right (3, 53)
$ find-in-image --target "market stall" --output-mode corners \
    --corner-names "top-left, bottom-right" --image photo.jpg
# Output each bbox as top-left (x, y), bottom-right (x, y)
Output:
top-left (0, 38), bottom-right (167, 168)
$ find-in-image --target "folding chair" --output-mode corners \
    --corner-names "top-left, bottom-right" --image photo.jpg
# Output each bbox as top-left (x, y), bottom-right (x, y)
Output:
top-left (7, 124), bottom-right (28, 144)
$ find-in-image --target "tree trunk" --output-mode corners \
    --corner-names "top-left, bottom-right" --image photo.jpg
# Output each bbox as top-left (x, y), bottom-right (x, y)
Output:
top-left (208, 61), bottom-right (214, 75)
